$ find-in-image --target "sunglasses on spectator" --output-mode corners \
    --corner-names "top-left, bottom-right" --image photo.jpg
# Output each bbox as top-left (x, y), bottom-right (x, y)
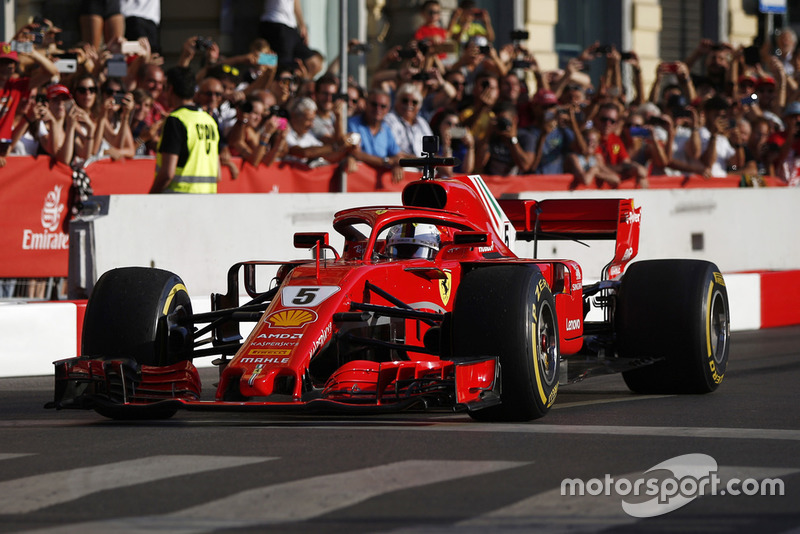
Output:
top-left (278, 76), bottom-right (297, 85)
top-left (598, 116), bottom-right (617, 124)
top-left (103, 87), bottom-right (122, 95)
top-left (400, 97), bottom-right (419, 106)
top-left (75, 86), bottom-right (97, 94)
top-left (369, 100), bottom-right (389, 109)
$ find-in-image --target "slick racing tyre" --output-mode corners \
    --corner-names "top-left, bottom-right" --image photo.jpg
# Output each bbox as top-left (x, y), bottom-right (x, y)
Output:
top-left (452, 265), bottom-right (560, 421)
top-left (82, 267), bottom-right (194, 367)
top-left (616, 259), bottom-right (729, 394)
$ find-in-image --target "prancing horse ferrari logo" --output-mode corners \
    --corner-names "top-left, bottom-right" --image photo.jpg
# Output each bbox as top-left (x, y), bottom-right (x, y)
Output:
top-left (439, 270), bottom-right (452, 306)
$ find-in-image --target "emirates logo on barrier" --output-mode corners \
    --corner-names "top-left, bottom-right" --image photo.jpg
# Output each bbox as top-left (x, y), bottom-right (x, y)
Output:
top-left (41, 185), bottom-right (64, 232)
top-left (266, 309), bottom-right (317, 328)
top-left (22, 185), bottom-right (69, 250)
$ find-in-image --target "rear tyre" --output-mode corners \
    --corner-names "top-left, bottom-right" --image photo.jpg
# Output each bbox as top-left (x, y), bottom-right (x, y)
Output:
top-left (82, 267), bottom-right (194, 367)
top-left (452, 265), bottom-right (559, 421)
top-left (616, 260), bottom-right (729, 394)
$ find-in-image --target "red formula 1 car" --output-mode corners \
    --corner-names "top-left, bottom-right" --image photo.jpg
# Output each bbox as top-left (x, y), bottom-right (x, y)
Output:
top-left (48, 150), bottom-right (730, 421)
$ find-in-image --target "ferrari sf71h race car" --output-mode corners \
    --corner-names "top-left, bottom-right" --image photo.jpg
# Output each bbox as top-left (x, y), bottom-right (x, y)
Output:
top-left (47, 146), bottom-right (730, 422)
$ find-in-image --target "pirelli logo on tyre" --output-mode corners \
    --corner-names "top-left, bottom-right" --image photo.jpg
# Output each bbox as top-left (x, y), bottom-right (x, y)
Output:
top-left (265, 309), bottom-right (318, 328)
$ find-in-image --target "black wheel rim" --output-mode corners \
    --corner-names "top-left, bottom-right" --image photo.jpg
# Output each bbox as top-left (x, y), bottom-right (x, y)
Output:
top-left (710, 289), bottom-right (729, 365)
top-left (538, 302), bottom-right (559, 387)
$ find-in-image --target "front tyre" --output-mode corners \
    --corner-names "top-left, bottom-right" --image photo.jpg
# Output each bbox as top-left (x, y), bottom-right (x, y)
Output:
top-left (616, 260), bottom-right (729, 394)
top-left (82, 267), bottom-right (194, 367)
top-left (452, 265), bottom-right (559, 421)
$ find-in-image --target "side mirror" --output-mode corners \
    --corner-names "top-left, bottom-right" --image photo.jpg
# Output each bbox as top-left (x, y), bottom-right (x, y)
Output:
top-left (453, 231), bottom-right (489, 245)
top-left (294, 232), bottom-right (329, 249)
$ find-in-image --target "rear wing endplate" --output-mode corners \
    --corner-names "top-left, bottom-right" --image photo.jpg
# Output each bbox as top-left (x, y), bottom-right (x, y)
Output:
top-left (498, 198), bottom-right (641, 280)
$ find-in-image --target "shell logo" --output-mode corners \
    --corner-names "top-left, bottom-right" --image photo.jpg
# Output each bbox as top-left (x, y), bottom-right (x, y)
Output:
top-left (266, 309), bottom-right (318, 328)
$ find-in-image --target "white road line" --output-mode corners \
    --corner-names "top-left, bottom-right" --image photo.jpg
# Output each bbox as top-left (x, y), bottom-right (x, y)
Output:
top-left (23, 460), bottom-right (526, 534)
top-left (552, 394), bottom-right (675, 409)
top-left (382, 466), bottom-right (799, 534)
top-left (278, 423), bottom-right (800, 441)
top-left (4, 420), bottom-right (800, 442)
top-left (0, 453), bottom-right (35, 461)
top-left (0, 455), bottom-right (274, 515)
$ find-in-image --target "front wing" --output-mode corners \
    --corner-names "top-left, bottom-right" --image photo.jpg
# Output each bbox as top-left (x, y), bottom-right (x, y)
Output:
top-left (46, 356), bottom-right (502, 417)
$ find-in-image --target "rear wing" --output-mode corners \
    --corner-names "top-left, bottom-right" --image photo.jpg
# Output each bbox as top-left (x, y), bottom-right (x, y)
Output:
top-left (498, 198), bottom-right (641, 280)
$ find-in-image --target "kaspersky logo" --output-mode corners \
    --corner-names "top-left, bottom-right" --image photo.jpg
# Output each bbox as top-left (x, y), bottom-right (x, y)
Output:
top-left (22, 184), bottom-right (69, 250)
top-left (265, 309), bottom-right (318, 328)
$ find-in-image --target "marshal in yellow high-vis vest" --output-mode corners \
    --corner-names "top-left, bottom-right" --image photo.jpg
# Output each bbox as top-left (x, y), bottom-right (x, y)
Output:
top-left (155, 106), bottom-right (220, 194)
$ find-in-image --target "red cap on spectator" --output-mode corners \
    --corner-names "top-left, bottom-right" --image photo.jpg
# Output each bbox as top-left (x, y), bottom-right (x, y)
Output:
top-left (46, 84), bottom-right (71, 100)
top-left (738, 74), bottom-right (757, 85)
top-left (533, 89), bottom-right (558, 106)
top-left (756, 76), bottom-right (776, 87)
top-left (0, 43), bottom-right (19, 62)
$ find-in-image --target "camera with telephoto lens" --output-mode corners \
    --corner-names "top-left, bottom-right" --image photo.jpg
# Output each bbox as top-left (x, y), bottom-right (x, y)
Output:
top-left (496, 117), bottom-right (512, 132)
top-left (194, 36), bottom-right (213, 51)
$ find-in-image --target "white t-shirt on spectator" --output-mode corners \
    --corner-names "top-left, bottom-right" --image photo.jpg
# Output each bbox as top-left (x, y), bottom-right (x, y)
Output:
top-left (284, 126), bottom-right (327, 167)
top-left (260, 0), bottom-right (297, 27)
top-left (699, 127), bottom-right (736, 177)
top-left (120, 0), bottom-right (161, 25)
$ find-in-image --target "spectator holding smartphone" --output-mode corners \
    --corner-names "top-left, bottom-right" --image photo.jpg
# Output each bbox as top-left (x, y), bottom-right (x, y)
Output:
top-left (526, 89), bottom-right (580, 175)
top-left (130, 88), bottom-right (155, 155)
top-left (227, 94), bottom-right (285, 168)
top-left (621, 109), bottom-right (671, 176)
top-left (475, 100), bottom-right (535, 175)
top-left (566, 127), bottom-right (620, 188)
top-left (415, 1), bottom-right (448, 43)
top-left (430, 108), bottom-right (474, 176)
top-left (697, 96), bottom-right (742, 177)
top-left (95, 78), bottom-right (135, 161)
top-left (38, 84), bottom-right (97, 166)
top-left (0, 42), bottom-right (57, 166)
top-left (742, 116), bottom-right (775, 176)
top-left (595, 102), bottom-right (649, 187)
top-left (10, 92), bottom-right (48, 157)
top-left (448, 0), bottom-right (495, 52)
top-left (770, 101), bottom-right (800, 186)
top-left (458, 70), bottom-right (499, 146)
top-left (70, 74), bottom-right (102, 159)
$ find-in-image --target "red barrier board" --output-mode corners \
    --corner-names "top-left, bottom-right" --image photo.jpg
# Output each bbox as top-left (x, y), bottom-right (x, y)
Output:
top-left (0, 157), bottom-right (74, 277)
top-left (760, 270), bottom-right (800, 329)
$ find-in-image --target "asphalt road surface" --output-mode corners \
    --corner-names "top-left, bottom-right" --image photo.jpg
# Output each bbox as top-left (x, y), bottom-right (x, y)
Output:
top-left (1, 326), bottom-right (799, 533)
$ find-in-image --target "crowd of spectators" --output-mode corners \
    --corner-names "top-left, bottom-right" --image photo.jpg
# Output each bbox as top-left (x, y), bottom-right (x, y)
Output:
top-left (3, 0), bottom-right (800, 191)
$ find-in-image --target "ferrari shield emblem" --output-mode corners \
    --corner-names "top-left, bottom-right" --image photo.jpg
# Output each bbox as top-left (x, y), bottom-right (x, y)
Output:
top-left (439, 270), bottom-right (452, 306)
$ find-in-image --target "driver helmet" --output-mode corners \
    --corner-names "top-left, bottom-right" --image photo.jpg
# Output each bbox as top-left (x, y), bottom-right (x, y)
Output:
top-left (385, 223), bottom-right (440, 260)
